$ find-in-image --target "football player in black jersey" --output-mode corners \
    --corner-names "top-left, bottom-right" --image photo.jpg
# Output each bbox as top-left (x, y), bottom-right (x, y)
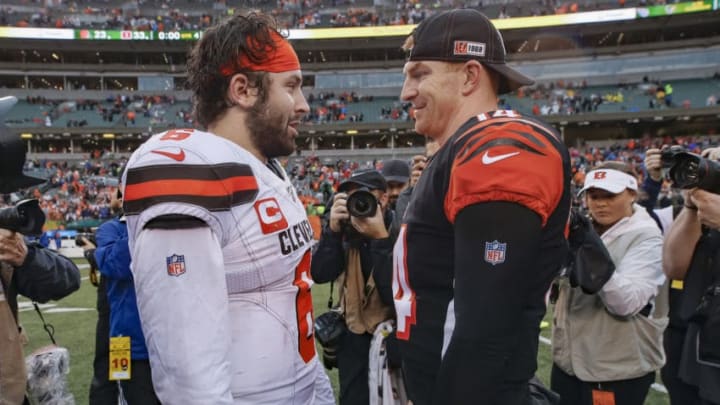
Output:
top-left (393, 9), bottom-right (572, 405)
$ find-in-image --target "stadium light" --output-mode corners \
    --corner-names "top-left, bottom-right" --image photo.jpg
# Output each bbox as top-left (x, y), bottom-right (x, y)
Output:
top-left (102, 133), bottom-right (115, 139)
top-left (346, 130), bottom-right (358, 135)
top-left (20, 133), bottom-right (32, 139)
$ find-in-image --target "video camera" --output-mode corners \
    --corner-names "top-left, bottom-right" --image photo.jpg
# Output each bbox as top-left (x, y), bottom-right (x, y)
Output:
top-left (661, 146), bottom-right (720, 193)
top-left (0, 199), bottom-right (46, 236)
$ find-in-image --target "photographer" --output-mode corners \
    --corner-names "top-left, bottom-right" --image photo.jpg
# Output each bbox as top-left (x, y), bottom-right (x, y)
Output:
top-left (0, 116), bottom-right (81, 404)
top-left (311, 169), bottom-right (396, 405)
top-left (551, 162), bottom-right (666, 405)
top-left (663, 147), bottom-right (720, 405)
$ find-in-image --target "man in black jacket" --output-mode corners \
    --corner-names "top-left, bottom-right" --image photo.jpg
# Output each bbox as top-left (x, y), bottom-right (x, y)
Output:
top-left (311, 169), bottom-right (396, 405)
top-left (0, 104), bottom-right (81, 404)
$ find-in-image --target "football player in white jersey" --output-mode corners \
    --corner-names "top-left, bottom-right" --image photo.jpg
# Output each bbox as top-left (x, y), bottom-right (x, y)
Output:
top-left (122, 12), bottom-right (334, 404)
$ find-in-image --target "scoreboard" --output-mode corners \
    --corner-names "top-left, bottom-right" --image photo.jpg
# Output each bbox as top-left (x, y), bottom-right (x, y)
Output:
top-left (74, 29), bottom-right (202, 41)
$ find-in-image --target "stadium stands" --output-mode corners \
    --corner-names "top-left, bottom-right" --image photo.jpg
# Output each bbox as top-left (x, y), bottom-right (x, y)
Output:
top-left (5, 78), bottom-right (719, 132)
top-left (1, 0), bottom-right (652, 30)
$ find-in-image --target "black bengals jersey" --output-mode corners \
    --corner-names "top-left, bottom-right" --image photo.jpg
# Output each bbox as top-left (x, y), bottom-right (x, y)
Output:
top-left (392, 110), bottom-right (571, 404)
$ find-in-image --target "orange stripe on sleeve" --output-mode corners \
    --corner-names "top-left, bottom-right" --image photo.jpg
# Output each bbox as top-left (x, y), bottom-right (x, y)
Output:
top-left (124, 176), bottom-right (258, 201)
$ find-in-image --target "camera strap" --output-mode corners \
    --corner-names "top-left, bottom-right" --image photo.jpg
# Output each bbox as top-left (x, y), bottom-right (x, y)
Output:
top-left (32, 302), bottom-right (56, 345)
top-left (327, 281), bottom-right (334, 310)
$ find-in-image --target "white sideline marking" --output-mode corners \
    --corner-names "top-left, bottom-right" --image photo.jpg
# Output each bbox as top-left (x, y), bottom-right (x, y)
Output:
top-left (43, 307), bottom-right (93, 313)
top-left (538, 335), bottom-right (668, 394)
top-left (17, 301), bottom-right (92, 313)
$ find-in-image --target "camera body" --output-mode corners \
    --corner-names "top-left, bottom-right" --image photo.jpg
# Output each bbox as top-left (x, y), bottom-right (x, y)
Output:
top-left (661, 146), bottom-right (720, 193)
top-left (313, 309), bottom-right (346, 369)
top-left (0, 199), bottom-right (46, 235)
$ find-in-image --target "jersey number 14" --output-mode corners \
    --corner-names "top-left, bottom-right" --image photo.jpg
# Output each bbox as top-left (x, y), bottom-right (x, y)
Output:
top-left (393, 226), bottom-right (417, 340)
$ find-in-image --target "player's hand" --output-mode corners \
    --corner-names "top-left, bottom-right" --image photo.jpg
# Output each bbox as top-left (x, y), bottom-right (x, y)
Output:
top-left (690, 189), bottom-right (720, 229)
top-left (350, 203), bottom-right (389, 240)
top-left (0, 229), bottom-right (28, 267)
top-left (644, 148), bottom-right (663, 182)
top-left (409, 155), bottom-right (427, 187)
top-left (329, 193), bottom-right (349, 233)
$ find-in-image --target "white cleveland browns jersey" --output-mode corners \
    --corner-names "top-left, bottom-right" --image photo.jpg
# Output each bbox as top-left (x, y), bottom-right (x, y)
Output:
top-left (123, 128), bottom-right (331, 404)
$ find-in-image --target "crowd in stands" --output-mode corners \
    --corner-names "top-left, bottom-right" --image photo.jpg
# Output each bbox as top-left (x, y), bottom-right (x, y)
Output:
top-left (4, 94), bottom-right (191, 129)
top-left (0, 0), bottom-right (661, 31)
top-left (0, 133), bottom-right (716, 231)
top-left (511, 76), bottom-right (720, 117)
top-left (6, 75), bottom-right (719, 130)
top-left (304, 91), bottom-right (373, 124)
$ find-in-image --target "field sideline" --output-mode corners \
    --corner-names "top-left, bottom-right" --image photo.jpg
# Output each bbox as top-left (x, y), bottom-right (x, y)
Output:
top-left (18, 262), bottom-right (668, 405)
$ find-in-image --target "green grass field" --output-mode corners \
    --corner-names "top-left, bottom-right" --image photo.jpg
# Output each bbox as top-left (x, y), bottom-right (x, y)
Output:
top-left (19, 262), bottom-right (668, 405)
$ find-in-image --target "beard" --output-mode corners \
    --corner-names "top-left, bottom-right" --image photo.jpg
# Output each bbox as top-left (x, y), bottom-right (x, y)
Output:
top-left (388, 194), bottom-right (399, 209)
top-left (246, 97), bottom-right (296, 159)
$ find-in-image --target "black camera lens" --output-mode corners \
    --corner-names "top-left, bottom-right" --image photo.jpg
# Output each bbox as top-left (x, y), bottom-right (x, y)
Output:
top-left (346, 189), bottom-right (378, 218)
top-left (0, 199), bottom-right (46, 235)
top-left (322, 346), bottom-right (338, 370)
top-left (665, 151), bottom-right (720, 193)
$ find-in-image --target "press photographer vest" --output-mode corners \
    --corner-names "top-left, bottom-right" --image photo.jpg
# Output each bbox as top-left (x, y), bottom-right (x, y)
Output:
top-left (553, 208), bottom-right (668, 381)
top-left (0, 262), bottom-right (28, 405)
top-left (339, 247), bottom-right (392, 335)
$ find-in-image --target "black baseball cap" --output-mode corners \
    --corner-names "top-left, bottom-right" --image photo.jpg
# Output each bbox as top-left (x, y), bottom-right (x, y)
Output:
top-left (338, 169), bottom-right (387, 192)
top-left (381, 159), bottom-right (410, 184)
top-left (407, 9), bottom-right (534, 94)
top-left (0, 127), bottom-right (47, 193)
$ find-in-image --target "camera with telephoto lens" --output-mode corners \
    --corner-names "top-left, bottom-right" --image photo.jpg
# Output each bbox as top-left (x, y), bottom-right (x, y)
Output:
top-left (0, 199), bottom-right (46, 236)
top-left (661, 146), bottom-right (720, 193)
top-left (346, 187), bottom-right (378, 218)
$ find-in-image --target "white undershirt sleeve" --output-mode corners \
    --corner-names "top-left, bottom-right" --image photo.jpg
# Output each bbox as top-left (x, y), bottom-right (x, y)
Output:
top-left (131, 225), bottom-right (233, 404)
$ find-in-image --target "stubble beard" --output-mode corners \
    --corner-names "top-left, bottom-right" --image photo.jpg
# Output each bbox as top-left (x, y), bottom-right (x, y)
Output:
top-left (247, 97), bottom-right (295, 159)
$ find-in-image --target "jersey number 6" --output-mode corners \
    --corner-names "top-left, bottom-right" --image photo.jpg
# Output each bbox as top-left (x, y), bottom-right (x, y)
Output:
top-left (294, 250), bottom-right (316, 363)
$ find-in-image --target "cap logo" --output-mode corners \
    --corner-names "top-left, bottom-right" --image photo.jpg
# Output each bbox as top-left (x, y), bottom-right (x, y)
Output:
top-left (454, 41), bottom-right (485, 57)
top-left (593, 171), bottom-right (607, 180)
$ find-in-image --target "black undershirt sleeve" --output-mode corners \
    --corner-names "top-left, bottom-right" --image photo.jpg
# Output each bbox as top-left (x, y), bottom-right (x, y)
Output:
top-left (145, 214), bottom-right (208, 230)
top-left (433, 201), bottom-right (542, 405)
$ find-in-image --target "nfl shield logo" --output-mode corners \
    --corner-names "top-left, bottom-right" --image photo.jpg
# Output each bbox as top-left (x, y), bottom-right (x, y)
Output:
top-left (484, 241), bottom-right (506, 266)
top-left (166, 254), bottom-right (186, 277)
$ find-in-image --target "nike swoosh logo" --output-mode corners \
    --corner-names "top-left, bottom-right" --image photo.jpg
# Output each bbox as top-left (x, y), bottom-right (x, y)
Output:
top-left (151, 149), bottom-right (186, 162)
top-left (481, 151), bottom-right (520, 165)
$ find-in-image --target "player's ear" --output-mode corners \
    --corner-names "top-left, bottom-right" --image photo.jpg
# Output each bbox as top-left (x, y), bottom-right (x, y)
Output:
top-left (460, 60), bottom-right (484, 96)
top-left (227, 73), bottom-right (256, 109)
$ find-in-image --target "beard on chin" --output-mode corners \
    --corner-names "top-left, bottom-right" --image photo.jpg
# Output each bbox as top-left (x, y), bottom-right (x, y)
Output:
top-left (247, 98), bottom-right (296, 159)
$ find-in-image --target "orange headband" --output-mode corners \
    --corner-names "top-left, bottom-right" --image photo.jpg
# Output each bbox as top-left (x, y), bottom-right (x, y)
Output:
top-left (220, 31), bottom-right (300, 76)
